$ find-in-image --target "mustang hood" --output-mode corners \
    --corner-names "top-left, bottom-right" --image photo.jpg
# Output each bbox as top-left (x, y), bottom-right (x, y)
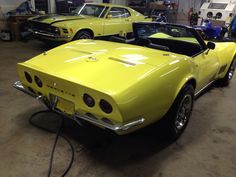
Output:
top-left (19, 40), bottom-right (184, 94)
top-left (30, 14), bottom-right (89, 24)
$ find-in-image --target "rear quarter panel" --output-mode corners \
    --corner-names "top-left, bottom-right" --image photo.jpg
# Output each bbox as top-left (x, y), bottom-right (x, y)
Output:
top-left (213, 42), bottom-right (236, 78)
top-left (114, 55), bottom-right (195, 127)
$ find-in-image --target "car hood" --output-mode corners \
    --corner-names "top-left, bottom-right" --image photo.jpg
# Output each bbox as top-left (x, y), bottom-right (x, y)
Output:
top-left (30, 14), bottom-right (93, 24)
top-left (22, 40), bottom-right (185, 94)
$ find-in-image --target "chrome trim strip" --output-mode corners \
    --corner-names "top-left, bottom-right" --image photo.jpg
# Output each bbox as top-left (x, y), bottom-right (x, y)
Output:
top-left (13, 81), bottom-right (43, 100)
top-left (108, 57), bottom-right (136, 66)
top-left (74, 113), bottom-right (145, 131)
top-left (31, 30), bottom-right (70, 39)
top-left (194, 80), bottom-right (215, 97)
top-left (13, 81), bottom-right (145, 132)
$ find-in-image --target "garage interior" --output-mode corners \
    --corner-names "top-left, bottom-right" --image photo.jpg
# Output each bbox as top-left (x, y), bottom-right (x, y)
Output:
top-left (0, 0), bottom-right (236, 177)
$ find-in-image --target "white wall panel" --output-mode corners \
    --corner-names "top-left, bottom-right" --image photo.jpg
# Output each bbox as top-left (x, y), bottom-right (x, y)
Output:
top-left (178, 0), bottom-right (204, 13)
top-left (111, 0), bottom-right (128, 6)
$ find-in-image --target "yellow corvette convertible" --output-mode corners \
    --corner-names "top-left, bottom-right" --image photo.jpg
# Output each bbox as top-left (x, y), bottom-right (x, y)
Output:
top-left (14, 22), bottom-right (236, 139)
top-left (28, 3), bottom-right (150, 42)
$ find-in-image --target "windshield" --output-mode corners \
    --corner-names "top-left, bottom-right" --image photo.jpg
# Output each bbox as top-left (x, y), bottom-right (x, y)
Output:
top-left (71, 4), bottom-right (107, 17)
top-left (133, 23), bottom-right (205, 57)
top-left (134, 23), bottom-right (199, 44)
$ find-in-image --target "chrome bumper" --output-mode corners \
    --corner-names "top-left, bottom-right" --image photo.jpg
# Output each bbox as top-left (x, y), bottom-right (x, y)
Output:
top-left (13, 81), bottom-right (44, 100)
top-left (30, 29), bottom-right (70, 39)
top-left (13, 81), bottom-right (145, 133)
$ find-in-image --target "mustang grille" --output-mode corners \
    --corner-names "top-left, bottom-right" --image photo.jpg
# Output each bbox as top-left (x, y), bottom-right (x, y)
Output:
top-left (29, 21), bottom-right (60, 35)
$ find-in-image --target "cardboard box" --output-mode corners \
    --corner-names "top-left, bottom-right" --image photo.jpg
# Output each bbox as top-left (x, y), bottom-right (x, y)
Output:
top-left (211, 20), bottom-right (225, 27)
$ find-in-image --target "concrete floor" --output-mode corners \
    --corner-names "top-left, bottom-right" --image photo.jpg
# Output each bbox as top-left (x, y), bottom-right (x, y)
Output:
top-left (0, 39), bottom-right (236, 177)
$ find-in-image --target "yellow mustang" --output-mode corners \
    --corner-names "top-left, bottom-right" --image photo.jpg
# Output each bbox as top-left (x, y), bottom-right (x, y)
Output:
top-left (28, 3), bottom-right (151, 42)
top-left (14, 22), bottom-right (236, 139)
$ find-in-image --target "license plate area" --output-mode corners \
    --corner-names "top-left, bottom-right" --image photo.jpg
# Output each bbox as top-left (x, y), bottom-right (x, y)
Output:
top-left (50, 94), bottom-right (75, 115)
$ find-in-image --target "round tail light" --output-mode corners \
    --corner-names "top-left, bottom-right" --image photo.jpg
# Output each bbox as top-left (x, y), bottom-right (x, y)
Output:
top-left (24, 72), bottom-right (32, 83)
top-left (99, 99), bottom-right (112, 114)
top-left (83, 94), bottom-right (95, 107)
top-left (34, 76), bottom-right (43, 87)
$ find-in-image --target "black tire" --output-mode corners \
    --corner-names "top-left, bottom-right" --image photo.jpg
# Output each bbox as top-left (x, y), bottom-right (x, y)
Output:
top-left (163, 84), bottom-right (195, 140)
top-left (218, 55), bottom-right (236, 86)
top-left (73, 30), bottom-right (93, 40)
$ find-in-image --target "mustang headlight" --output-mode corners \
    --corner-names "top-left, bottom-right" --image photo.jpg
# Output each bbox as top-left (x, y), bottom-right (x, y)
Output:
top-left (24, 72), bottom-right (32, 83)
top-left (62, 28), bottom-right (68, 34)
top-left (83, 94), bottom-right (95, 107)
top-left (34, 76), bottom-right (43, 88)
top-left (51, 27), bottom-right (60, 35)
top-left (99, 99), bottom-right (113, 114)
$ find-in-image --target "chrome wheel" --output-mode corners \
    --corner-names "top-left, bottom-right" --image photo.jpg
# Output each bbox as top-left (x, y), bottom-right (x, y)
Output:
top-left (163, 84), bottom-right (194, 139)
top-left (73, 31), bottom-right (92, 41)
top-left (175, 94), bottom-right (193, 132)
top-left (79, 34), bottom-right (91, 39)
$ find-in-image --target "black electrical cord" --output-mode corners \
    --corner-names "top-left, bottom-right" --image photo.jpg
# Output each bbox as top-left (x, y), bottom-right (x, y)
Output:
top-left (29, 110), bottom-right (75, 177)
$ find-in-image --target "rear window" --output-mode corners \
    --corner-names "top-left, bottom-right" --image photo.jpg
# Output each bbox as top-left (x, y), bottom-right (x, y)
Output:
top-left (108, 7), bottom-right (131, 18)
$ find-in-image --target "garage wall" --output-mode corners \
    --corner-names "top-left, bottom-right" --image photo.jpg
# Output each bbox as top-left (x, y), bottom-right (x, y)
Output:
top-left (0, 0), bottom-right (24, 31)
top-left (111, 0), bottom-right (128, 6)
top-left (91, 0), bottom-right (127, 5)
top-left (176, 0), bottom-right (205, 25)
top-left (178, 0), bottom-right (204, 13)
top-left (0, 0), bottom-right (35, 30)
top-left (0, 0), bottom-right (35, 13)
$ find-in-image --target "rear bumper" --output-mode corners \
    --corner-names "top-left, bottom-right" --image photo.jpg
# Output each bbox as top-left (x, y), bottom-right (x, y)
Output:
top-left (13, 81), bottom-right (145, 134)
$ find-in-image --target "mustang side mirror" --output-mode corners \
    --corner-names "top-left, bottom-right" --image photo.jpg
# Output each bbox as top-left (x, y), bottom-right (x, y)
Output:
top-left (207, 41), bottom-right (215, 50)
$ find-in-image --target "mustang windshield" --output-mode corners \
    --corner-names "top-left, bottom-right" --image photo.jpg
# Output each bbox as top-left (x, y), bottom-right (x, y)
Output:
top-left (71, 4), bottom-right (107, 18)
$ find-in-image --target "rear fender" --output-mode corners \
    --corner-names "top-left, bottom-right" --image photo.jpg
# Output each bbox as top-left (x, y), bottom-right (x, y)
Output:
top-left (216, 43), bottom-right (236, 78)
